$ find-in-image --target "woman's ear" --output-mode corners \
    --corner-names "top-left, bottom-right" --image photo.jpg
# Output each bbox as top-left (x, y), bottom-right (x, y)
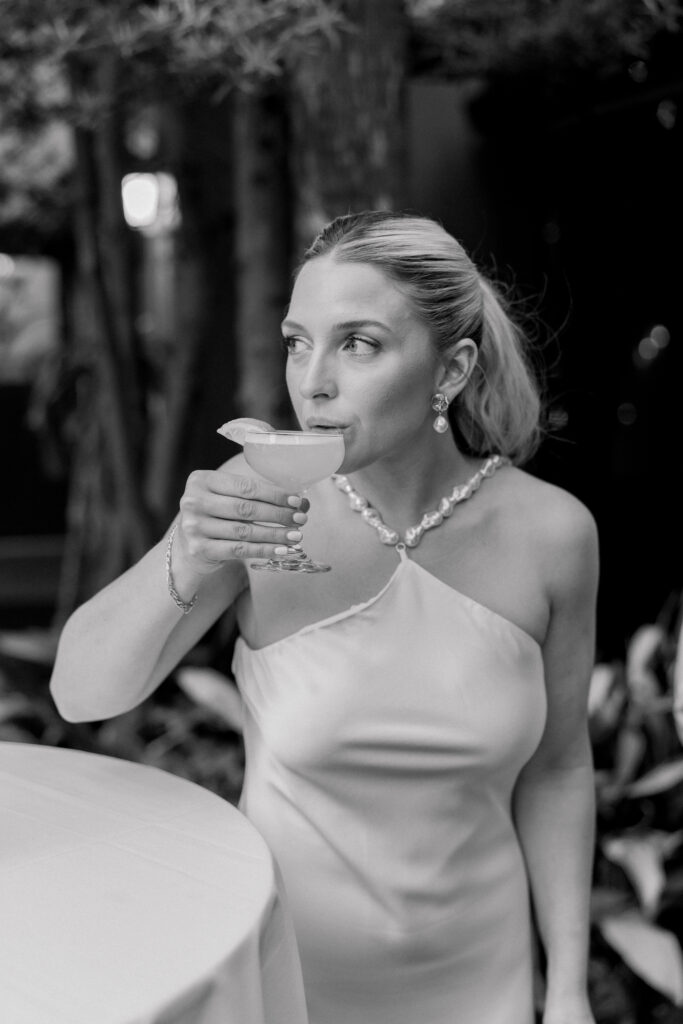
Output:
top-left (436, 338), bottom-right (478, 400)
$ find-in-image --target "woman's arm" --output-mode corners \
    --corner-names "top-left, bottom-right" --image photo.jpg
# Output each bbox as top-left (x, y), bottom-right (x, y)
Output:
top-left (49, 456), bottom-right (306, 722)
top-left (513, 495), bottom-right (599, 1024)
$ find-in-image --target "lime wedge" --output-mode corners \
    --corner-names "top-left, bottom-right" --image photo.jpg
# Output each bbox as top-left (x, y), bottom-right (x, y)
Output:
top-left (216, 417), bottom-right (274, 446)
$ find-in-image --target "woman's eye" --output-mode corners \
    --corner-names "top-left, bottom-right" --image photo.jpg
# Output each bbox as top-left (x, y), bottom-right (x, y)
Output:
top-left (281, 335), bottom-right (306, 354)
top-left (344, 335), bottom-right (378, 355)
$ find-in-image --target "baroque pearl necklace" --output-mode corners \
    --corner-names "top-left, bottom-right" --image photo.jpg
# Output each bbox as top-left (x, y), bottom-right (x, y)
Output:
top-left (332, 454), bottom-right (509, 549)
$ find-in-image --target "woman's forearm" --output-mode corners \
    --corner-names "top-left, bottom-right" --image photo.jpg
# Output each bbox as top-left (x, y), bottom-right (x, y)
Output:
top-left (49, 534), bottom-right (238, 723)
top-left (513, 760), bottom-right (596, 1005)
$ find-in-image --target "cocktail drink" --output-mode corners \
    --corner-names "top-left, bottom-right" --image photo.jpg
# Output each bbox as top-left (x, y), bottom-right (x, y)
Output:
top-left (243, 429), bottom-right (345, 573)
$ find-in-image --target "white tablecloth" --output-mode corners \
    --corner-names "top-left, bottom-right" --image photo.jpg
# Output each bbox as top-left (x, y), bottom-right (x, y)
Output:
top-left (0, 742), bottom-right (309, 1024)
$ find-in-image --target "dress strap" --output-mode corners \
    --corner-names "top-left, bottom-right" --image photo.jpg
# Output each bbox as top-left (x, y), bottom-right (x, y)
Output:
top-left (395, 542), bottom-right (409, 562)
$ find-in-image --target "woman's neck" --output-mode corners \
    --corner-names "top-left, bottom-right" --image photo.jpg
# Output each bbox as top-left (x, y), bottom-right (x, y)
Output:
top-left (343, 432), bottom-right (483, 531)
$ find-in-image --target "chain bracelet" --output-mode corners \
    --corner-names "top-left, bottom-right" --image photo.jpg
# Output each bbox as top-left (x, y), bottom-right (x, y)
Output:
top-left (165, 523), bottom-right (198, 614)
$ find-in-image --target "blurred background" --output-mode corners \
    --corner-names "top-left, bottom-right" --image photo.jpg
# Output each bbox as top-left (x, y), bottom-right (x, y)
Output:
top-left (1, 3), bottom-right (683, 1021)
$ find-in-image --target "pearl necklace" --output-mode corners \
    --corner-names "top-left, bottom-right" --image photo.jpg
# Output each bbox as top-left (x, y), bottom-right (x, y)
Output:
top-left (332, 454), bottom-right (509, 549)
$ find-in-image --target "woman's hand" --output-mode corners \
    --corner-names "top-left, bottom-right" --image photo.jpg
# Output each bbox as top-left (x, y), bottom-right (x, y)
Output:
top-left (175, 467), bottom-right (308, 575)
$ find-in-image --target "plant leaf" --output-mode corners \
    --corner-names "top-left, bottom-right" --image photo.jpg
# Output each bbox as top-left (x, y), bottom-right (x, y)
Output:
top-left (673, 612), bottom-right (683, 745)
top-left (627, 759), bottom-right (683, 797)
top-left (626, 624), bottom-right (665, 703)
top-left (590, 885), bottom-right (634, 921)
top-left (0, 693), bottom-right (35, 723)
top-left (0, 629), bottom-right (59, 665)
top-left (588, 662), bottom-right (619, 716)
top-left (601, 835), bottom-right (666, 918)
top-left (588, 661), bottom-right (626, 742)
top-left (175, 666), bottom-right (244, 733)
top-left (598, 910), bottom-right (683, 1005)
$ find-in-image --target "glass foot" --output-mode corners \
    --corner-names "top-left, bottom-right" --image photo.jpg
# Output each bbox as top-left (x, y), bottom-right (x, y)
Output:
top-left (251, 557), bottom-right (331, 573)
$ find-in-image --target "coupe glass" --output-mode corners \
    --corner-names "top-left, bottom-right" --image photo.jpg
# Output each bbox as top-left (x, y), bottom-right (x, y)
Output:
top-left (243, 429), bottom-right (345, 573)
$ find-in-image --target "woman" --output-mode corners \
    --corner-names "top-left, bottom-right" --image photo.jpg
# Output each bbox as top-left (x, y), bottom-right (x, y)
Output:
top-left (50, 211), bottom-right (598, 1024)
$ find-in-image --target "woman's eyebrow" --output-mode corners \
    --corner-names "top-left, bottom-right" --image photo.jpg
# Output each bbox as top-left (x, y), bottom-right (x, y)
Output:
top-left (280, 318), bottom-right (391, 332)
top-left (333, 319), bottom-right (392, 332)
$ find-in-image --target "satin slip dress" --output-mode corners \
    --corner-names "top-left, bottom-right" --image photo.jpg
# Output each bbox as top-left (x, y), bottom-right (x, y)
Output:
top-left (232, 545), bottom-right (547, 1024)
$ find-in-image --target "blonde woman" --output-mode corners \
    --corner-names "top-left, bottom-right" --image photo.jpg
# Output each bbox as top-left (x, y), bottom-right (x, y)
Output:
top-left (52, 211), bottom-right (598, 1024)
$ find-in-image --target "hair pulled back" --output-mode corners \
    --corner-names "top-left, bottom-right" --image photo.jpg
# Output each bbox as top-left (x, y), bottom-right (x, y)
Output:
top-left (301, 211), bottom-right (543, 465)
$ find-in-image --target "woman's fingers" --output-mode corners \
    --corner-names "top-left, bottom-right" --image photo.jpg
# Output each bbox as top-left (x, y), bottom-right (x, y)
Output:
top-left (182, 471), bottom-right (309, 524)
top-left (195, 517), bottom-right (302, 546)
top-left (207, 470), bottom-right (301, 508)
top-left (179, 518), bottom-right (299, 567)
top-left (177, 469), bottom-right (311, 570)
top-left (182, 473), bottom-right (305, 521)
top-left (188, 492), bottom-right (305, 527)
top-left (179, 504), bottom-right (301, 551)
top-left (184, 537), bottom-right (295, 564)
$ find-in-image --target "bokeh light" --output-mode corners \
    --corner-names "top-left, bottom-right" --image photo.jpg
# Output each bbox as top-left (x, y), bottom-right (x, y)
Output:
top-left (0, 253), bottom-right (16, 277)
top-left (637, 336), bottom-right (659, 361)
top-left (656, 99), bottom-right (677, 130)
top-left (628, 61), bottom-right (648, 83)
top-left (121, 174), bottom-right (160, 229)
top-left (121, 173), bottom-right (179, 233)
top-left (633, 323), bottom-right (672, 369)
top-left (650, 324), bottom-right (670, 349)
top-left (617, 402), bottom-right (637, 426)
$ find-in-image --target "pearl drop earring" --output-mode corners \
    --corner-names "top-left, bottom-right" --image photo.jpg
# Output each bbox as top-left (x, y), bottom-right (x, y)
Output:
top-left (431, 393), bottom-right (450, 434)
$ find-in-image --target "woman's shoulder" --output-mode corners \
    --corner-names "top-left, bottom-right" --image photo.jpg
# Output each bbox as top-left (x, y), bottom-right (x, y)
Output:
top-left (502, 465), bottom-right (599, 594)
top-left (503, 466), bottom-right (596, 534)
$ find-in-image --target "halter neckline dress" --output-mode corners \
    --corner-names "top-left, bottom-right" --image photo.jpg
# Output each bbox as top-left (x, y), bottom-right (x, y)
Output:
top-left (232, 546), bottom-right (546, 1024)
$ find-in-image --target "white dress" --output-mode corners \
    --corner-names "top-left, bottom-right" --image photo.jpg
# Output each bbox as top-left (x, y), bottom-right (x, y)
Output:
top-left (232, 547), bottom-right (546, 1024)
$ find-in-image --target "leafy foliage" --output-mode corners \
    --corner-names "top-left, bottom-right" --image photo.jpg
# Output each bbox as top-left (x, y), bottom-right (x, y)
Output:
top-left (408, 0), bottom-right (682, 80)
top-left (0, 120), bottom-right (72, 234)
top-left (0, 0), bottom-right (345, 122)
top-left (587, 599), bottom-right (683, 1020)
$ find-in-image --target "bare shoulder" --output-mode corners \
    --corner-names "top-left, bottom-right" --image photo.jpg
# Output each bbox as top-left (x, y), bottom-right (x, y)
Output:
top-left (501, 466), bottom-right (599, 602)
top-left (503, 467), bottom-right (597, 543)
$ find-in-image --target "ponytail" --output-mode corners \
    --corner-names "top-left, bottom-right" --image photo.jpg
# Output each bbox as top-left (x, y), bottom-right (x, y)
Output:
top-left (453, 277), bottom-right (543, 465)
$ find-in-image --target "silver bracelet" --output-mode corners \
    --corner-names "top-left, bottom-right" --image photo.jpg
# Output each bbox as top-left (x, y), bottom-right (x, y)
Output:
top-left (165, 523), bottom-right (198, 614)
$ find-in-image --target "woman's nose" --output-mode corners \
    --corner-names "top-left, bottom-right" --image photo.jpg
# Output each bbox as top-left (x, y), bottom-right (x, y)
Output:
top-left (297, 351), bottom-right (338, 400)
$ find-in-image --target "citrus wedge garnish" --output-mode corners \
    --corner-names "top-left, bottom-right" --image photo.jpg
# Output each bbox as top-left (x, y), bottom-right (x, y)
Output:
top-left (216, 417), bottom-right (274, 446)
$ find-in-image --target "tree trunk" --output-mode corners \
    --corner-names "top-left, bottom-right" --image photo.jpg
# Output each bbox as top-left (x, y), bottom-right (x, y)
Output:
top-left (147, 96), bottom-right (240, 517)
top-left (60, 119), bottom-right (154, 607)
top-left (55, 53), bottom-right (161, 612)
top-left (286, 0), bottom-right (409, 256)
top-left (233, 88), bottom-right (291, 428)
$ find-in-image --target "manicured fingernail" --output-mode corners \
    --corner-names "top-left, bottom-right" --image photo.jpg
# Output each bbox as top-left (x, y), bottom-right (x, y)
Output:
top-left (292, 512), bottom-right (307, 525)
top-left (287, 495), bottom-right (303, 508)
top-left (286, 530), bottom-right (302, 542)
top-left (274, 546), bottom-right (288, 555)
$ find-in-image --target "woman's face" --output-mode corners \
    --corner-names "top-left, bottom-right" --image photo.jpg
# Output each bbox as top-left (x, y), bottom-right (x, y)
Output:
top-left (283, 255), bottom-right (446, 473)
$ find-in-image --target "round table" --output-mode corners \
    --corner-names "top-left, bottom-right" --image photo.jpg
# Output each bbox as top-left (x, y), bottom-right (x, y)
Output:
top-left (0, 742), bottom-right (309, 1024)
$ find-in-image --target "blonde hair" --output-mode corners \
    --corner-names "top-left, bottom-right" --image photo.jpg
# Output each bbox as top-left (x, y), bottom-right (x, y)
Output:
top-left (302, 211), bottom-right (543, 465)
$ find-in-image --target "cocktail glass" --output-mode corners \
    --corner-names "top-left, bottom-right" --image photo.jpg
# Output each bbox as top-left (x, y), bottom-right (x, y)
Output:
top-left (243, 429), bottom-right (345, 573)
